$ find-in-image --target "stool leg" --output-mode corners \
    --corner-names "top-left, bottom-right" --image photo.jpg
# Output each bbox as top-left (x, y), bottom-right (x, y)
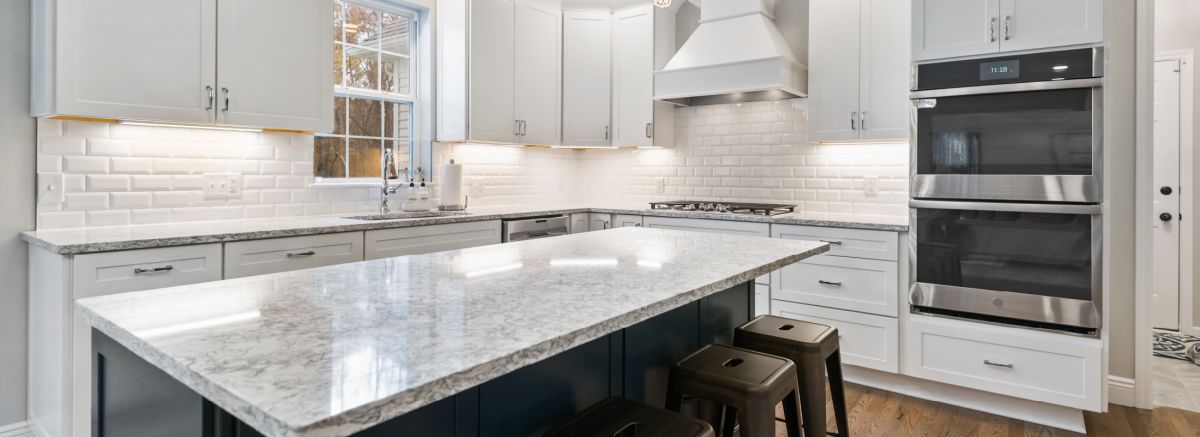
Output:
top-left (718, 406), bottom-right (738, 437)
top-left (826, 350), bottom-right (850, 437)
top-left (735, 400), bottom-right (776, 437)
top-left (796, 355), bottom-right (828, 437)
top-left (665, 377), bottom-right (684, 412)
top-left (781, 389), bottom-right (803, 437)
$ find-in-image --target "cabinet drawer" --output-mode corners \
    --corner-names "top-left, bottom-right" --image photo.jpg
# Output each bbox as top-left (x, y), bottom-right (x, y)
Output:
top-left (903, 315), bottom-right (1103, 411)
top-left (365, 220), bottom-right (502, 260)
top-left (73, 244), bottom-right (222, 297)
top-left (772, 256), bottom-right (898, 317)
top-left (772, 224), bottom-right (898, 261)
top-left (613, 214), bottom-right (643, 228)
top-left (223, 232), bottom-right (364, 279)
top-left (772, 301), bottom-right (898, 373)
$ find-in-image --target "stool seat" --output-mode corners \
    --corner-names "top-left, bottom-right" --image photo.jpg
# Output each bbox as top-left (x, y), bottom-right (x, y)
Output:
top-left (735, 315), bottom-right (850, 437)
top-left (545, 397), bottom-right (715, 437)
top-left (666, 344), bottom-right (803, 437)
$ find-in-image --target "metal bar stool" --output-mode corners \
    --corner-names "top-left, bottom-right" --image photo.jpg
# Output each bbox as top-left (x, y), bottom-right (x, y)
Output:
top-left (734, 315), bottom-right (849, 437)
top-left (545, 397), bottom-right (715, 437)
top-left (664, 344), bottom-right (804, 437)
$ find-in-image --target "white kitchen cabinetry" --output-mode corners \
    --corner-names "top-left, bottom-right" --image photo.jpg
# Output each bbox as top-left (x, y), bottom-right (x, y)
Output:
top-left (589, 213), bottom-right (612, 231)
top-left (904, 314), bottom-right (1103, 411)
top-left (911, 0), bottom-right (1102, 61)
top-left (809, 0), bottom-right (909, 142)
top-left (32, 0), bottom-right (332, 132)
top-left (224, 232), bottom-right (364, 279)
top-left (643, 216), bottom-right (769, 285)
top-left (613, 214), bottom-right (643, 228)
top-left (611, 5), bottom-right (674, 148)
top-left (30, 244), bottom-right (223, 437)
top-left (570, 212), bottom-right (591, 234)
top-left (562, 12), bottom-right (611, 146)
top-left (440, 0), bottom-right (561, 145)
top-left (365, 221), bottom-right (502, 259)
top-left (774, 300), bottom-right (899, 373)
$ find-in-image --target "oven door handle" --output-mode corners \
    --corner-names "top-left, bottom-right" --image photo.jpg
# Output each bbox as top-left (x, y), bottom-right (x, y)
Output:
top-left (909, 199), bottom-right (1102, 215)
top-left (910, 77), bottom-right (1102, 99)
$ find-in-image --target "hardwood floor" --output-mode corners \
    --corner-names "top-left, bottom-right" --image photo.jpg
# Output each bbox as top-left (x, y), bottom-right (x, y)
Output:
top-left (768, 382), bottom-right (1200, 436)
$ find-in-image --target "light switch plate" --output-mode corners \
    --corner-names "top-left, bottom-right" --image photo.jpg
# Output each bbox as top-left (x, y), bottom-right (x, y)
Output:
top-left (203, 173), bottom-right (242, 199)
top-left (37, 173), bottom-right (63, 205)
top-left (655, 178), bottom-right (666, 194)
top-left (864, 176), bottom-right (879, 197)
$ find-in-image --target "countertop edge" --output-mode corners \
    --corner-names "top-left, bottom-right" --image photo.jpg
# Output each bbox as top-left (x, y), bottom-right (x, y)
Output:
top-left (75, 243), bottom-right (830, 437)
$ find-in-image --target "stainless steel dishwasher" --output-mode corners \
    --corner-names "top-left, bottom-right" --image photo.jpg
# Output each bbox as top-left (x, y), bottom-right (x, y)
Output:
top-left (502, 215), bottom-right (569, 242)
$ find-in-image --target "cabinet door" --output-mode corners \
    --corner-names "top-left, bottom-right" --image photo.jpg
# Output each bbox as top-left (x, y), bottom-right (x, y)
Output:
top-left (570, 213), bottom-right (590, 234)
top-left (859, 0), bottom-right (910, 141)
top-left (514, 1), bottom-right (562, 145)
top-left (56, 0), bottom-right (217, 122)
top-left (216, 0), bottom-right (333, 132)
top-left (589, 213), bottom-right (612, 231)
top-left (808, 0), bottom-right (863, 142)
top-left (612, 6), bottom-right (654, 147)
top-left (562, 12), bottom-right (612, 147)
top-left (999, 0), bottom-right (1103, 53)
top-left (911, 0), bottom-right (999, 61)
top-left (469, 0), bottom-right (518, 143)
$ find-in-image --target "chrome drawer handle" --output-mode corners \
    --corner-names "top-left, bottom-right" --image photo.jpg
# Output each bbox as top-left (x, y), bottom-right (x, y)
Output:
top-left (819, 239), bottom-right (843, 246)
top-left (287, 250), bottom-right (317, 258)
top-left (818, 280), bottom-right (843, 287)
top-left (133, 265), bottom-right (174, 275)
top-left (984, 360), bottom-right (1014, 369)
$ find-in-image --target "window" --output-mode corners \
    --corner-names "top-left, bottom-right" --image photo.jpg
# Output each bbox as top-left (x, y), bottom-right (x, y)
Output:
top-left (316, 0), bottom-right (419, 182)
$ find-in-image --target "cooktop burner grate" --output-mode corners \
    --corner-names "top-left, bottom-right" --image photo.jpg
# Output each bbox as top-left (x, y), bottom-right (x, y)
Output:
top-left (649, 201), bottom-right (797, 216)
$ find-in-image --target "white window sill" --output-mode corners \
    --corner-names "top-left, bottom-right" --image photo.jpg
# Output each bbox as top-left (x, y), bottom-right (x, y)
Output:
top-left (309, 178), bottom-right (383, 189)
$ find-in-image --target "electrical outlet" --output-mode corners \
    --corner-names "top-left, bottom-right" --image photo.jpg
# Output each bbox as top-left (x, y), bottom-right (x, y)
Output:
top-left (656, 178), bottom-right (666, 194)
top-left (37, 173), bottom-right (64, 205)
top-left (864, 176), bottom-right (879, 197)
top-left (203, 173), bottom-right (242, 199)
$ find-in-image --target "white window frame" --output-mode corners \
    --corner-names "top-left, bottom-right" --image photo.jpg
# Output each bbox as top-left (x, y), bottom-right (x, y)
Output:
top-left (313, 0), bottom-right (433, 187)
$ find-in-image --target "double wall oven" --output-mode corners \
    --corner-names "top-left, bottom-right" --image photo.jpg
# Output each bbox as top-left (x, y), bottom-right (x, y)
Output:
top-left (908, 48), bottom-right (1104, 336)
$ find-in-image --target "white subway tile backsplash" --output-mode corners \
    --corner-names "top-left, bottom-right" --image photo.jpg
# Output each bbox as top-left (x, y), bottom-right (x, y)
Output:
top-left (131, 209), bottom-right (172, 225)
top-left (64, 192), bottom-right (109, 210)
top-left (86, 139), bottom-right (130, 156)
top-left (153, 191), bottom-right (196, 207)
top-left (110, 157), bottom-right (153, 174)
top-left (111, 192), bottom-right (152, 209)
top-left (38, 156), bottom-right (62, 173)
top-left (85, 210), bottom-right (130, 227)
top-left (63, 156), bottom-right (109, 174)
top-left (131, 175), bottom-right (172, 191)
top-left (38, 211), bottom-right (84, 229)
top-left (86, 174), bottom-right (131, 192)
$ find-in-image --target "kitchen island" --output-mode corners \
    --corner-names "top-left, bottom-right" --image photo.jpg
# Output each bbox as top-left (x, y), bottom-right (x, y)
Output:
top-left (76, 227), bottom-right (828, 437)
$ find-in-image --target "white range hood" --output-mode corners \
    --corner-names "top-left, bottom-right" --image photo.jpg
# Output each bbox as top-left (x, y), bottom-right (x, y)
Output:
top-left (654, 0), bottom-right (807, 106)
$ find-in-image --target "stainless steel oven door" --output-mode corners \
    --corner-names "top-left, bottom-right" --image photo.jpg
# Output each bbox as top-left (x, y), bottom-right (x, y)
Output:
top-left (909, 79), bottom-right (1103, 203)
top-left (908, 200), bottom-right (1102, 334)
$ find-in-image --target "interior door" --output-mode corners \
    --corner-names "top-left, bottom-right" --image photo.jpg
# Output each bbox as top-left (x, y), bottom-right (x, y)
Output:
top-left (998, 0), bottom-right (1103, 53)
top-left (860, 0), bottom-right (910, 141)
top-left (562, 12), bottom-right (612, 147)
top-left (612, 6), bottom-right (653, 147)
top-left (808, 0), bottom-right (862, 142)
top-left (911, 0), bottom-right (999, 61)
top-left (59, 0), bottom-right (216, 122)
top-left (469, 0), bottom-right (517, 143)
top-left (514, 0), bottom-right (562, 145)
top-left (217, 0), bottom-right (332, 131)
top-left (1153, 59), bottom-right (1183, 331)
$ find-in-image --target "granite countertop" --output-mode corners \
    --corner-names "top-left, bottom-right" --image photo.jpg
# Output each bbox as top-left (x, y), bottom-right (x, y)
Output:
top-left (22, 203), bottom-right (908, 255)
top-left (76, 227), bottom-right (829, 437)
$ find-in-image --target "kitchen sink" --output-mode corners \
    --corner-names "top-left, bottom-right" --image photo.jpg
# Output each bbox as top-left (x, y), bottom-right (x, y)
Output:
top-left (344, 210), bottom-right (469, 221)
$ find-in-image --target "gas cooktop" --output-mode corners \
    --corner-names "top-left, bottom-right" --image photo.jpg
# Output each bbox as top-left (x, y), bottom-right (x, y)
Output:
top-left (649, 201), bottom-right (797, 216)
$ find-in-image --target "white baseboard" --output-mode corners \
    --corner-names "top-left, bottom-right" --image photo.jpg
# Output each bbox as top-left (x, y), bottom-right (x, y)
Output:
top-left (844, 366), bottom-right (1087, 433)
top-left (0, 422), bottom-right (34, 437)
top-left (1108, 375), bottom-right (1137, 407)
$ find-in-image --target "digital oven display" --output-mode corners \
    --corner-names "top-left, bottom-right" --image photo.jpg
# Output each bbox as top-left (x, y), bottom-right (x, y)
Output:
top-left (979, 60), bottom-right (1020, 80)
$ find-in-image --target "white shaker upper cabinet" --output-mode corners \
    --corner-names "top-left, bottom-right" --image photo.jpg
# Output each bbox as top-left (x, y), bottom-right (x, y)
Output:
top-left (514, 1), bottom-right (563, 145)
top-left (562, 11), bottom-right (612, 147)
top-left (998, 0), bottom-right (1103, 53)
top-left (33, 0), bottom-right (218, 123)
top-left (911, 0), bottom-right (999, 61)
top-left (808, 0), bottom-right (862, 142)
top-left (467, 0), bottom-right (518, 143)
top-left (859, 0), bottom-right (910, 141)
top-left (216, 0), bottom-right (333, 132)
top-left (612, 6), bottom-right (654, 147)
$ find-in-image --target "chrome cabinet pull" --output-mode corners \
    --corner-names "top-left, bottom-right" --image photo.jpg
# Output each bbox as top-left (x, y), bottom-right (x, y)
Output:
top-left (287, 250), bottom-right (317, 258)
top-left (817, 280), bottom-right (843, 287)
top-left (645, 122), bottom-right (652, 139)
top-left (989, 17), bottom-right (997, 42)
top-left (984, 359), bottom-right (1014, 369)
top-left (221, 87), bottom-right (230, 112)
top-left (603, 221), bottom-right (610, 230)
top-left (205, 85), bottom-right (214, 110)
top-left (1003, 16), bottom-right (1011, 40)
top-left (819, 239), bottom-right (843, 246)
top-left (860, 111), bottom-right (867, 130)
top-left (133, 265), bottom-right (174, 275)
top-left (514, 120), bottom-right (521, 136)
top-left (849, 112), bottom-right (857, 130)
top-left (604, 125), bottom-right (609, 140)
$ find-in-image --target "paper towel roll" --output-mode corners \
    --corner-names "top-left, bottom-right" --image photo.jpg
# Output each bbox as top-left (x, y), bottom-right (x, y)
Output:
top-left (439, 159), bottom-right (464, 210)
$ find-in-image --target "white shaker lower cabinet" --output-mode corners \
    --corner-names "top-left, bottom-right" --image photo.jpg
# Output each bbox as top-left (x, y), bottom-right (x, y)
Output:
top-left (223, 232), bottom-right (364, 278)
top-left (903, 315), bottom-right (1104, 411)
top-left (773, 255), bottom-right (898, 317)
top-left (29, 244), bottom-right (223, 437)
top-left (773, 301), bottom-right (899, 373)
top-left (642, 216), bottom-right (770, 285)
top-left (589, 213), bottom-right (612, 231)
top-left (570, 213), bottom-right (590, 234)
top-left (613, 214), bottom-right (643, 228)
top-left (364, 221), bottom-right (502, 260)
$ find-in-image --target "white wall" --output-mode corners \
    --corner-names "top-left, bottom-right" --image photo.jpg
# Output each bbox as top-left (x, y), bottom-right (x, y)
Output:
top-left (1, 0), bottom-right (35, 426)
top-left (1156, 0), bottom-right (1200, 332)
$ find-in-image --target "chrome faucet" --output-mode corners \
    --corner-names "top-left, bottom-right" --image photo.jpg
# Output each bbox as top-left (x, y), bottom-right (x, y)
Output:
top-left (381, 148), bottom-right (406, 214)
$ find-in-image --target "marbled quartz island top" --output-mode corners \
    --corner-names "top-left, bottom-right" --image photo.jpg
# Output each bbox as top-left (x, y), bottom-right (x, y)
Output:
top-left (23, 203), bottom-right (907, 254)
top-left (76, 227), bottom-right (829, 437)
